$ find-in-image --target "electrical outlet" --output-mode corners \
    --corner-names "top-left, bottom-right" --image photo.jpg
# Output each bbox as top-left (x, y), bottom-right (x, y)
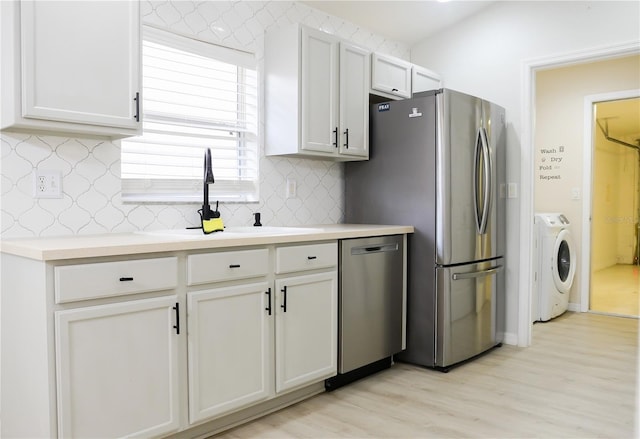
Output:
top-left (33, 170), bottom-right (63, 199)
top-left (286, 178), bottom-right (297, 199)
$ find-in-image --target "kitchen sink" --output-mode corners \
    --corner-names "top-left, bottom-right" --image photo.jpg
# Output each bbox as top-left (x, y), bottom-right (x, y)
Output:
top-left (136, 226), bottom-right (323, 238)
top-left (225, 226), bottom-right (323, 234)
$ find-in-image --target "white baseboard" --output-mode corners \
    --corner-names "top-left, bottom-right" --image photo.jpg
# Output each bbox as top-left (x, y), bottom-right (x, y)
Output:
top-left (502, 332), bottom-right (518, 346)
top-left (568, 302), bottom-right (581, 312)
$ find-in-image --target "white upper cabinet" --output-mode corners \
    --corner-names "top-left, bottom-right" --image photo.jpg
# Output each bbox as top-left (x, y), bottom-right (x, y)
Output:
top-left (370, 52), bottom-right (443, 100)
top-left (265, 24), bottom-right (370, 161)
top-left (1, 0), bottom-right (141, 138)
top-left (339, 43), bottom-right (370, 158)
top-left (300, 27), bottom-right (339, 154)
top-left (412, 65), bottom-right (443, 94)
top-left (370, 52), bottom-right (412, 99)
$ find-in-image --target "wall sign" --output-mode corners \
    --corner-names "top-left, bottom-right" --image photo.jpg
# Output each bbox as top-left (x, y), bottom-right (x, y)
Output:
top-left (538, 145), bottom-right (565, 180)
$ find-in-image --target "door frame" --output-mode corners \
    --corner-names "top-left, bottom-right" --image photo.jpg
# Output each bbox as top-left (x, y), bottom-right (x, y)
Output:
top-left (520, 41), bottom-right (640, 347)
top-left (581, 89), bottom-right (640, 312)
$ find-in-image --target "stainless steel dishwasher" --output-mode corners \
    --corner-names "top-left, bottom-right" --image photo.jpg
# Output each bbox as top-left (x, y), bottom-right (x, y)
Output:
top-left (326, 234), bottom-right (405, 390)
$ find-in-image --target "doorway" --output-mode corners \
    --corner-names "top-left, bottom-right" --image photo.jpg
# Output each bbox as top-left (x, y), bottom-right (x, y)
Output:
top-left (530, 55), bottom-right (640, 343)
top-left (589, 97), bottom-right (640, 318)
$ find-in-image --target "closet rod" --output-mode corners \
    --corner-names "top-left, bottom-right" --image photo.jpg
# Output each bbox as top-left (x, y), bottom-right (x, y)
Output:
top-left (596, 118), bottom-right (640, 151)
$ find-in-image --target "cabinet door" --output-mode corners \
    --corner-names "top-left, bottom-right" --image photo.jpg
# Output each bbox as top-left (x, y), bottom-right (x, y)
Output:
top-left (20, 1), bottom-right (140, 129)
top-left (371, 53), bottom-right (412, 99)
top-left (275, 272), bottom-right (337, 393)
top-left (301, 27), bottom-right (339, 153)
top-left (187, 282), bottom-right (271, 423)
top-left (339, 43), bottom-right (370, 158)
top-left (55, 296), bottom-right (180, 438)
top-left (412, 65), bottom-right (442, 94)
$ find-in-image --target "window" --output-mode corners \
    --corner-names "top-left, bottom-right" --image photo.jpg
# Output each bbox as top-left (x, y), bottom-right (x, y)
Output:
top-left (121, 26), bottom-right (258, 203)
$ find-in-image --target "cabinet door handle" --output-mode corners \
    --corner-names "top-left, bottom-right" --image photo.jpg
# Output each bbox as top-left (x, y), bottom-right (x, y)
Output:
top-left (332, 127), bottom-right (338, 147)
top-left (392, 88), bottom-right (399, 92)
top-left (280, 286), bottom-right (287, 312)
top-left (307, 256), bottom-right (317, 260)
top-left (265, 288), bottom-right (272, 315)
top-left (343, 128), bottom-right (349, 149)
top-left (119, 277), bottom-right (134, 282)
top-left (229, 264), bottom-right (241, 268)
top-left (133, 92), bottom-right (140, 122)
top-left (173, 302), bottom-right (180, 335)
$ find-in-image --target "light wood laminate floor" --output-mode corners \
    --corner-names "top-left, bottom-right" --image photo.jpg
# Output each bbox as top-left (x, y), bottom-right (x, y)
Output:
top-left (591, 264), bottom-right (640, 317)
top-left (216, 312), bottom-right (638, 438)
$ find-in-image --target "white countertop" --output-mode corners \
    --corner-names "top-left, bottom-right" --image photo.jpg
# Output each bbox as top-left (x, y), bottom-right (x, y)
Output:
top-left (0, 224), bottom-right (414, 261)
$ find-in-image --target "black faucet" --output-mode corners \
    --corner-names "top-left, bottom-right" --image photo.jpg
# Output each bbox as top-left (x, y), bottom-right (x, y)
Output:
top-left (253, 212), bottom-right (262, 227)
top-left (201, 148), bottom-right (216, 220)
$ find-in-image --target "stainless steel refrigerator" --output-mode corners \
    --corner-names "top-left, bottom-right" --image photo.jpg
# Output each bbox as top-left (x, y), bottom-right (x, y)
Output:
top-left (345, 88), bottom-right (506, 370)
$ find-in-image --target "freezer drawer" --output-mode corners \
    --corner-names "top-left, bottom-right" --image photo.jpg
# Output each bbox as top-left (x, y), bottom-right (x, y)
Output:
top-left (339, 235), bottom-right (405, 373)
top-left (435, 258), bottom-right (504, 367)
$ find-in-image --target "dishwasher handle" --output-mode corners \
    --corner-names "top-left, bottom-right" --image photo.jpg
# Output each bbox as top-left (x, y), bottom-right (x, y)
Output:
top-left (351, 243), bottom-right (399, 255)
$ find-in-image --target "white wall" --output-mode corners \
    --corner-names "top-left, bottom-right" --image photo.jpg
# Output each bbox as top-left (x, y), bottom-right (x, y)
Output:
top-left (0, 0), bottom-right (409, 238)
top-left (592, 128), bottom-right (624, 271)
top-left (591, 125), bottom-right (639, 270)
top-left (615, 145), bottom-right (639, 265)
top-left (411, 1), bottom-right (640, 343)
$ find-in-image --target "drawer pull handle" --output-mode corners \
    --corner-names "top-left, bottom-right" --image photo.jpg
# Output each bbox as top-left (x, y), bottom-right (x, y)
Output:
top-left (307, 256), bottom-right (317, 260)
top-left (265, 288), bottom-right (272, 315)
top-left (119, 277), bottom-right (134, 282)
top-left (173, 302), bottom-right (180, 335)
top-left (229, 264), bottom-right (241, 268)
top-left (281, 286), bottom-right (287, 312)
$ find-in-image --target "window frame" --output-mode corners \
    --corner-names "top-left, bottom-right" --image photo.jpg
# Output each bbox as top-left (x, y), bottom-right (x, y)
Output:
top-left (120, 25), bottom-right (259, 204)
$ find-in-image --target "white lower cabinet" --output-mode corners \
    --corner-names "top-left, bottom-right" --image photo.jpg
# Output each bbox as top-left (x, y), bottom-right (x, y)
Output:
top-left (187, 282), bottom-right (271, 423)
top-left (275, 272), bottom-right (337, 393)
top-left (186, 243), bottom-right (338, 425)
top-left (55, 295), bottom-right (181, 438)
top-left (1, 242), bottom-right (339, 438)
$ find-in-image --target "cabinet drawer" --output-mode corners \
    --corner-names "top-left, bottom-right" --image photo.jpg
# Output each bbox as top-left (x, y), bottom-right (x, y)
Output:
top-left (55, 257), bottom-right (178, 303)
top-left (188, 249), bottom-right (269, 286)
top-left (276, 242), bottom-right (337, 274)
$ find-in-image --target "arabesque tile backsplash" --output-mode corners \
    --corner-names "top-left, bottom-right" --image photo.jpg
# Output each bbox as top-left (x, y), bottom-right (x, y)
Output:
top-left (0, 1), bottom-right (409, 239)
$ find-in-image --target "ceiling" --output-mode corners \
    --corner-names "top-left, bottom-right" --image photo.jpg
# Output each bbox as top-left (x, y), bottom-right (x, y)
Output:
top-left (301, 1), bottom-right (496, 46)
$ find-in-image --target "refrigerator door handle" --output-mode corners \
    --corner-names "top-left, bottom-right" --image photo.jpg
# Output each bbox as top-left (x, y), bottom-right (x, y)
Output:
top-left (479, 127), bottom-right (492, 235)
top-left (474, 127), bottom-right (492, 235)
top-left (473, 128), bottom-right (483, 234)
top-left (451, 265), bottom-right (503, 281)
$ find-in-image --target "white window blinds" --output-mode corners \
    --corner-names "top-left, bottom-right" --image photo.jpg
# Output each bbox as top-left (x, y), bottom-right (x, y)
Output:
top-left (121, 26), bottom-right (258, 203)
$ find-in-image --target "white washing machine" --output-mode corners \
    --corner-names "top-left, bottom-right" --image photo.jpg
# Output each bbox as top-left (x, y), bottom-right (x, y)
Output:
top-left (533, 213), bottom-right (577, 322)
